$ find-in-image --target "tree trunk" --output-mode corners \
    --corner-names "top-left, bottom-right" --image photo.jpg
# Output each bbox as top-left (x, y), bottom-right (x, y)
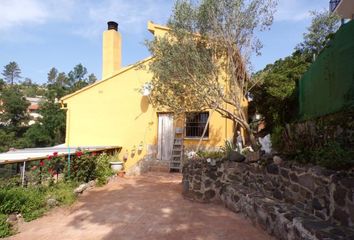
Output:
top-left (245, 125), bottom-right (258, 150)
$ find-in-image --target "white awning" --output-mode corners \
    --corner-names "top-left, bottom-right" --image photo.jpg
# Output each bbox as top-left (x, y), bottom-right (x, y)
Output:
top-left (0, 145), bottom-right (121, 165)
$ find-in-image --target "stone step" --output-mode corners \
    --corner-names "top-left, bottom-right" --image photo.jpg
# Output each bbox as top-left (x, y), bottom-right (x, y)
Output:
top-left (150, 165), bottom-right (169, 173)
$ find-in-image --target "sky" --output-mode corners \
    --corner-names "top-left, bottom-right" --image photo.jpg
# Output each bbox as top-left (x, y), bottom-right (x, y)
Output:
top-left (0, 0), bottom-right (330, 84)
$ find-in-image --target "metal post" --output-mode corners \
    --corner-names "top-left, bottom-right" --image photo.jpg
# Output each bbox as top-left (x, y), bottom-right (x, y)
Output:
top-left (21, 161), bottom-right (26, 187)
top-left (67, 145), bottom-right (71, 177)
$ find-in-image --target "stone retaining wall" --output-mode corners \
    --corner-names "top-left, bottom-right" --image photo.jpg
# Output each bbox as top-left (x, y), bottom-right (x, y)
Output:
top-left (182, 159), bottom-right (354, 239)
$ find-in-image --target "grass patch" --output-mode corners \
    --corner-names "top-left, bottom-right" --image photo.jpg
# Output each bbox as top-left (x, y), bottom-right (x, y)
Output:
top-left (47, 181), bottom-right (78, 206)
top-left (0, 214), bottom-right (12, 238)
top-left (0, 181), bottom-right (79, 237)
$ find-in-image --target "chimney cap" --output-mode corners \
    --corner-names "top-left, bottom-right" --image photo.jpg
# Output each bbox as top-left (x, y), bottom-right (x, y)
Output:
top-left (107, 21), bottom-right (118, 31)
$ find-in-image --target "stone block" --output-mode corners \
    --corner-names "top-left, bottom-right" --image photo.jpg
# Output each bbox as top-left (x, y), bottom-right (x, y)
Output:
top-left (204, 189), bottom-right (216, 200)
top-left (192, 181), bottom-right (201, 191)
top-left (334, 186), bottom-right (347, 207)
top-left (312, 197), bottom-right (326, 210)
top-left (333, 207), bottom-right (349, 226)
top-left (280, 168), bottom-right (289, 179)
top-left (298, 173), bottom-right (315, 191)
top-left (340, 178), bottom-right (354, 189)
top-left (289, 172), bottom-right (298, 182)
top-left (266, 164), bottom-right (279, 175)
top-left (273, 189), bottom-right (283, 200)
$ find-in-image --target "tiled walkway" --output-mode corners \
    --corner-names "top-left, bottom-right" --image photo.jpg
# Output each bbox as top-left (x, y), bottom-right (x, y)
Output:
top-left (7, 173), bottom-right (272, 240)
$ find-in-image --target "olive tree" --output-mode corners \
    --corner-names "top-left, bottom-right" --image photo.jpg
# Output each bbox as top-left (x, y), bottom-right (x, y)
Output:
top-left (146, 0), bottom-right (277, 146)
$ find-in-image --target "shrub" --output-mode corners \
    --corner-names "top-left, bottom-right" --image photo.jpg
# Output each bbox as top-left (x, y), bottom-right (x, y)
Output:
top-left (0, 213), bottom-right (11, 238)
top-left (312, 142), bottom-right (353, 170)
top-left (197, 150), bottom-right (224, 159)
top-left (0, 187), bottom-right (46, 221)
top-left (270, 125), bottom-right (285, 151)
top-left (64, 151), bottom-right (97, 183)
top-left (64, 151), bottom-right (117, 184)
top-left (220, 140), bottom-right (236, 156)
top-left (0, 182), bottom-right (78, 223)
top-left (95, 153), bottom-right (114, 186)
top-left (46, 182), bottom-right (78, 206)
top-left (0, 176), bottom-right (21, 189)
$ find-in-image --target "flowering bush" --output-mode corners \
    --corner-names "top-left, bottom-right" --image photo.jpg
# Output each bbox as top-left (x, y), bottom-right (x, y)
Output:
top-left (64, 151), bottom-right (97, 183)
top-left (30, 152), bottom-right (65, 186)
top-left (29, 150), bottom-right (114, 184)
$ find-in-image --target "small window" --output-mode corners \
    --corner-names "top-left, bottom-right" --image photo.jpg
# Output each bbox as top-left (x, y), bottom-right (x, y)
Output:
top-left (185, 112), bottom-right (209, 138)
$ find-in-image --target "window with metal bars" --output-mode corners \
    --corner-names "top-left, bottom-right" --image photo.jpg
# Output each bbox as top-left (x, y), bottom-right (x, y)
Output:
top-left (185, 112), bottom-right (209, 138)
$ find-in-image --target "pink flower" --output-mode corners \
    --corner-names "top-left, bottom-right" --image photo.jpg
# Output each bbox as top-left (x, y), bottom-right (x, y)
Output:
top-left (31, 166), bottom-right (37, 171)
top-left (53, 152), bottom-right (58, 157)
top-left (76, 151), bottom-right (83, 157)
top-left (48, 155), bottom-right (52, 160)
top-left (39, 160), bottom-right (44, 167)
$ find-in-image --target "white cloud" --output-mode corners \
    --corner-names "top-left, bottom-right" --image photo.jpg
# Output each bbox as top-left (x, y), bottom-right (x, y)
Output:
top-left (73, 0), bottom-right (173, 39)
top-left (0, 0), bottom-right (77, 32)
top-left (0, 0), bottom-right (172, 40)
top-left (0, 0), bottom-right (48, 30)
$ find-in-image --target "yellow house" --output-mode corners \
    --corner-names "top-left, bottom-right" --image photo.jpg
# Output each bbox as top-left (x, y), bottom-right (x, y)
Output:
top-left (61, 21), bottom-right (239, 174)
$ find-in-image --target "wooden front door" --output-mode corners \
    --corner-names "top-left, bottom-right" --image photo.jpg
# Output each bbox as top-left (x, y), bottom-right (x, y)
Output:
top-left (157, 113), bottom-right (174, 161)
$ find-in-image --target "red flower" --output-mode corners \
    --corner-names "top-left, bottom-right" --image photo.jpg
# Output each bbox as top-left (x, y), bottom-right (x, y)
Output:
top-left (76, 151), bottom-right (83, 157)
top-left (48, 155), bottom-right (52, 160)
top-left (39, 160), bottom-right (44, 167)
top-left (53, 152), bottom-right (58, 157)
top-left (91, 152), bottom-right (97, 156)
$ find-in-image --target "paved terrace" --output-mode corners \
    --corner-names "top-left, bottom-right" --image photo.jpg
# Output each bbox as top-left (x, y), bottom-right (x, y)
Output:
top-left (7, 173), bottom-right (272, 240)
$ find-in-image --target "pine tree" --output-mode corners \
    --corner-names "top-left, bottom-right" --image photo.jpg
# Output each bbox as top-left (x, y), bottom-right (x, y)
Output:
top-left (2, 61), bottom-right (22, 85)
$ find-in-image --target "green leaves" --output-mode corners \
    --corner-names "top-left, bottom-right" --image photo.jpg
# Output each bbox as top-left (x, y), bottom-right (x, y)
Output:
top-left (297, 10), bottom-right (340, 55)
top-left (251, 52), bottom-right (311, 130)
top-left (146, 0), bottom-right (277, 146)
top-left (2, 61), bottom-right (21, 85)
top-left (0, 85), bottom-right (30, 128)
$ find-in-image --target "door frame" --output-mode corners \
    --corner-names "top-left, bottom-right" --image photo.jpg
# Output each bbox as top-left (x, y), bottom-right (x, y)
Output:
top-left (157, 112), bottom-right (174, 161)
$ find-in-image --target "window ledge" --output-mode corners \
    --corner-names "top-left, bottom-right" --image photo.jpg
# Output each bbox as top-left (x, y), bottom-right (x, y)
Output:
top-left (184, 137), bottom-right (209, 141)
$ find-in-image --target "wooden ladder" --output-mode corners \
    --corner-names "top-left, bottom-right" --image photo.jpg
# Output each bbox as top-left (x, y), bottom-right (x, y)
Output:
top-left (170, 127), bottom-right (184, 172)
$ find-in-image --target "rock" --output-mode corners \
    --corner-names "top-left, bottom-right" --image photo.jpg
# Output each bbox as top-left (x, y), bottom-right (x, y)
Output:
top-left (340, 178), bottom-right (354, 189)
top-left (280, 168), bottom-right (289, 179)
top-left (312, 198), bottom-right (324, 210)
top-left (334, 186), bottom-right (347, 207)
top-left (74, 183), bottom-right (88, 195)
top-left (246, 151), bottom-right (260, 163)
top-left (182, 179), bottom-right (190, 194)
top-left (266, 164), bottom-right (279, 175)
top-left (47, 198), bottom-right (58, 208)
top-left (333, 208), bottom-right (349, 226)
top-left (273, 156), bottom-right (283, 165)
top-left (289, 172), bottom-right (298, 182)
top-left (204, 179), bottom-right (213, 188)
top-left (298, 174), bottom-right (315, 191)
top-left (273, 189), bottom-right (283, 200)
top-left (6, 214), bottom-right (17, 224)
top-left (228, 151), bottom-right (246, 162)
top-left (192, 181), bottom-right (201, 191)
top-left (204, 190), bottom-right (216, 200)
top-left (349, 203), bottom-right (354, 223)
top-left (88, 180), bottom-right (96, 187)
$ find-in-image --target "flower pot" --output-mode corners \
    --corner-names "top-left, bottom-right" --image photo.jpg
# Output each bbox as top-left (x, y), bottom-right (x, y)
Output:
top-left (110, 162), bottom-right (123, 173)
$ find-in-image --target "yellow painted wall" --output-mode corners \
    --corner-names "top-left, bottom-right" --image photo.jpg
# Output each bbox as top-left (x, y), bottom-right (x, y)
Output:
top-left (102, 29), bottom-right (122, 79)
top-left (63, 59), bottom-right (159, 170)
top-left (61, 22), bottom-right (241, 170)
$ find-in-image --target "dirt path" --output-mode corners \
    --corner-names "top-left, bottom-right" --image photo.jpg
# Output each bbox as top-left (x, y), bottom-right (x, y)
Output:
top-left (6, 173), bottom-right (272, 240)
